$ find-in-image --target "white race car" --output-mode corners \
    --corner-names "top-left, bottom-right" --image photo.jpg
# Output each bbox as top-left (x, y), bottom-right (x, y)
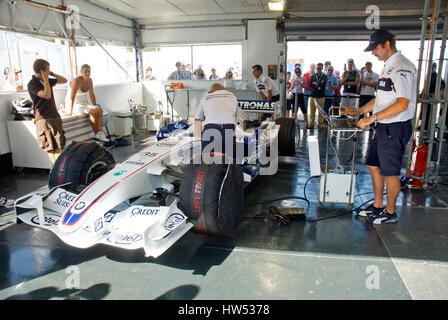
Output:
top-left (14, 100), bottom-right (298, 258)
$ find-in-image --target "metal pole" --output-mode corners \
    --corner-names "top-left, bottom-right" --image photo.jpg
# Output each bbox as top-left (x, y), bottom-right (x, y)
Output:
top-left (416, 0), bottom-right (431, 95)
top-left (133, 20), bottom-right (143, 82)
top-left (432, 13), bottom-right (448, 181)
top-left (423, 0), bottom-right (442, 187)
top-left (417, 0), bottom-right (431, 143)
top-left (78, 21), bottom-right (134, 81)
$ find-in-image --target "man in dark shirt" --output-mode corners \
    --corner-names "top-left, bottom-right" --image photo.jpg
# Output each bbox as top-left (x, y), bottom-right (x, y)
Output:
top-left (27, 59), bottom-right (67, 163)
top-left (341, 58), bottom-right (360, 109)
top-left (309, 63), bottom-right (327, 129)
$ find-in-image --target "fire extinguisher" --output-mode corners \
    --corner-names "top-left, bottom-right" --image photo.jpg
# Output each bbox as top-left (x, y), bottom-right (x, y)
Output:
top-left (411, 143), bottom-right (428, 188)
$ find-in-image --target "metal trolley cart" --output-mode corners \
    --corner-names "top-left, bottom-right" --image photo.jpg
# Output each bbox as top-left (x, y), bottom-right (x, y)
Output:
top-left (315, 103), bottom-right (366, 209)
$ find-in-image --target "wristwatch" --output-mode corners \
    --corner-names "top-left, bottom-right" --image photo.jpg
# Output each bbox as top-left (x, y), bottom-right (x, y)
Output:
top-left (372, 114), bottom-right (378, 125)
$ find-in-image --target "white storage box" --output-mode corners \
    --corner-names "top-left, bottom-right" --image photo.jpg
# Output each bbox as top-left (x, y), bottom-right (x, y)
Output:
top-left (111, 112), bottom-right (133, 136)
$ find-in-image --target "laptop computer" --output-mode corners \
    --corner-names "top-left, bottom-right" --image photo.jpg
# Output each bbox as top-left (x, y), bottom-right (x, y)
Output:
top-left (314, 100), bottom-right (366, 132)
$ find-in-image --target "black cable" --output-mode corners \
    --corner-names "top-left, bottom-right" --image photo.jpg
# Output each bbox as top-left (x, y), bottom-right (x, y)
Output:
top-left (303, 175), bottom-right (320, 203)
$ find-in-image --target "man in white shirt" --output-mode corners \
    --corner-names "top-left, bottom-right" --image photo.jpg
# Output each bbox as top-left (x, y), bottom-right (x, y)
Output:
top-left (252, 64), bottom-right (280, 121)
top-left (342, 29), bottom-right (416, 224)
top-left (194, 83), bottom-right (238, 162)
top-left (359, 61), bottom-right (379, 118)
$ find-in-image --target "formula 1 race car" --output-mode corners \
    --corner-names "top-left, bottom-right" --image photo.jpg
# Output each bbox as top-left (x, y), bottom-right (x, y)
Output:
top-left (14, 100), bottom-right (298, 258)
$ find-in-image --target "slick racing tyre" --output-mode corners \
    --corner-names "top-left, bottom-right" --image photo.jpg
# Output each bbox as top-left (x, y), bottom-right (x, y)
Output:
top-left (49, 141), bottom-right (115, 189)
top-left (179, 163), bottom-right (244, 237)
top-left (275, 117), bottom-right (299, 156)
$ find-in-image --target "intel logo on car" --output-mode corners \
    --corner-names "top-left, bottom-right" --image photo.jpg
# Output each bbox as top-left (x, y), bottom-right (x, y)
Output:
top-left (31, 213), bottom-right (61, 227)
top-left (108, 233), bottom-right (143, 245)
top-left (164, 213), bottom-right (185, 231)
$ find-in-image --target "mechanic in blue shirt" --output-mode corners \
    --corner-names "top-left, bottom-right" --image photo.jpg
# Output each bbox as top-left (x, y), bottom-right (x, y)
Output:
top-left (324, 66), bottom-right (339, 114)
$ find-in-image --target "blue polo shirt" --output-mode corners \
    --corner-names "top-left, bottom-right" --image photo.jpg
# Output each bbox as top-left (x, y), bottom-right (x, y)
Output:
top-left (325, 74), bottom-right (339, 98)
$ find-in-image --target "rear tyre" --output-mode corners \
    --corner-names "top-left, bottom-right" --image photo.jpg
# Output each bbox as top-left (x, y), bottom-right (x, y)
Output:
top-left (275, 117), bottom-right (299, 156)
top-left (179, 163), bottom-right (244, 237)
top-left (49, 141), bottom-right (115, 189)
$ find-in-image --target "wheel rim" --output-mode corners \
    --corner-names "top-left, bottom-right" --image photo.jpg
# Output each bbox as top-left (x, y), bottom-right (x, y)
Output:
top-left (85, 161), bottom-right (109, 185)
top-left (294, 122), bottom-right (300, 153)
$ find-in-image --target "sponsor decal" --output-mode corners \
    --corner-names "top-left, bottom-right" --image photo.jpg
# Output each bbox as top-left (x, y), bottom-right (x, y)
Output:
top-left (130, 207), bottom-right (160, 217)
top-left (94, 217), bottom-right (103, 232)
top-left (164, 213), bottom-right (185, 231)
top-left (74, 201), bottom-right (86, 210)
top-left (193, 170), bottom-right (205, 214)
top-left (237, 100), bottom-right (275, 111)
top-left (143, 152), bottom-right (159, 157)
top-left (114, 170), bottom-right (128, 176)
top-left (54, 191), bottom-right (77, 208)
top-left (104, 211), bottom-right (117, 223)
top-left (31, 213), bottom-right (61, 227)
top-left (156, 142), bottom-right (176, 148)
top-left (113, 170), bottom-right (128, 176)
top-left (107, 233), bottom-right (143, 245)
top-left (125, 160), bottom-right (146, 166)
top-left (377, 78), bottom-right (395, 92)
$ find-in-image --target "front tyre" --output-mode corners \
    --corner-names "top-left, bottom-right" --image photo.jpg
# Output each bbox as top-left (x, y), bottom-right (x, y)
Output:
top-left (49, 141), bottom-right (115, 189)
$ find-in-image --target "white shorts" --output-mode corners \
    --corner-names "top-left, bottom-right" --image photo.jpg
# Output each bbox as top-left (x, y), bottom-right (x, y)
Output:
top-left (73, 104), bottom-right (97, 116)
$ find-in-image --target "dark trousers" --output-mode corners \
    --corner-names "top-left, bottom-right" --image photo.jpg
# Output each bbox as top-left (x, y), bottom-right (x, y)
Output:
top-left (201, 123), bottom-right (236, 162)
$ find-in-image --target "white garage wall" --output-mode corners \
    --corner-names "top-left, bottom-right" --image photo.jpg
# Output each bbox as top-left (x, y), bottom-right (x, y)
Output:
top-left (243, 20), bottom-right (285, 90)
top-left (141, 25), bottom-right (246, 47)
top-left (0, 81), bottom-right (142, 155)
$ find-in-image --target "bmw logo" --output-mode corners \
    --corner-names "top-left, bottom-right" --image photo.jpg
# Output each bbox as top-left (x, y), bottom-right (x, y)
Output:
top-left (74, 201), bottom-right (86, 210)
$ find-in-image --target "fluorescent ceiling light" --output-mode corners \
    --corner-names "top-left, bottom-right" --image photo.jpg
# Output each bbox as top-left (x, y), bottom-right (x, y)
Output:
top-left (268, 1), bottom-right (284, 11)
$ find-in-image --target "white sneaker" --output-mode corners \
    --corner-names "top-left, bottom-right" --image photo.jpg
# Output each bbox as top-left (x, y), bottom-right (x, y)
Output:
top-left (0, 197), bottom-right (15, 207)
top-left (94, 131), bottom-right (109, 142)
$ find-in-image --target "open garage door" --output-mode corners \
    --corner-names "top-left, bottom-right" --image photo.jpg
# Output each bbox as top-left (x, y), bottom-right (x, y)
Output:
top-left (283, 16), bottom-right (438, 41)
top-left (282, 0), bottom-right (444, 41)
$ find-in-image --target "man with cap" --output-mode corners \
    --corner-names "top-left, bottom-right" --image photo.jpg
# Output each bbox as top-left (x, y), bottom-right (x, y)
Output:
top-left (167, 61), bottom-right (192, 80)
top-left (342, 29), bottom-right (417, 224)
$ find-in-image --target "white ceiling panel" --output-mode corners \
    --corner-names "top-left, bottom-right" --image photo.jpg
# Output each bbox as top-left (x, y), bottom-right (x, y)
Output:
top-left (167, 0), bottom-right (225, 15)
top-left (215, 0), bottom-right (269, 14)
top-left (85, 0), bottom-right (431, 28)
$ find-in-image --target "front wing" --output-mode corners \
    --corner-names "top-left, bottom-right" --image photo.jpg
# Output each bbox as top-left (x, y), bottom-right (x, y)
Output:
top-left (15, 187), bottom-right (193, 258)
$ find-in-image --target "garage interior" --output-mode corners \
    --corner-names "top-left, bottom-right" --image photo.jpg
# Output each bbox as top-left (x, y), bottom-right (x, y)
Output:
top-left (1, 0), bottom-right (448, 300)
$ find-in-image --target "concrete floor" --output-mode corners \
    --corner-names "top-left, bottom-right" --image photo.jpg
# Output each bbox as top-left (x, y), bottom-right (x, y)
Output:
top-left (1, 124), bottom-right (448, 300)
